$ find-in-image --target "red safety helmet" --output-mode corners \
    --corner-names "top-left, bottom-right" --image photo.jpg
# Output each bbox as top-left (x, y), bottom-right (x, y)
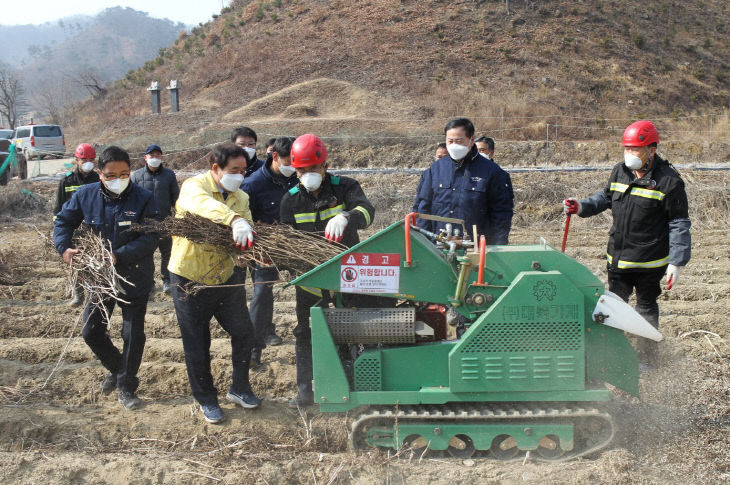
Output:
top-left (290, 134), bottom-right (327, 168)
top-left (74, 143), bottom-right (96, 159)
top-left (622, 120), bottom-right (659, 147)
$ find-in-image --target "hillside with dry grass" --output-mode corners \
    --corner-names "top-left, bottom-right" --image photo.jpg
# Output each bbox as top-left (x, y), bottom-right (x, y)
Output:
top-left (63, 0), bottom-right (730, 158)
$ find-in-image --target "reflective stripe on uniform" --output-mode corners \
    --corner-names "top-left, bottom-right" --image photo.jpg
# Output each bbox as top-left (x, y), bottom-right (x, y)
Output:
top-left (319, 204), bottom-right (344, 221)
top-left (606, 253), bottom-right (669, 269)
top-left (64, 185), bottom-right (81, 193)
top-left (630, 187), bottom-right (666, 201)
top-left (610, 182), bottom-right (629, 193)
top-left (353, 205), bottom-right (371, 226)
top-left (299, 286), bottom-right (323, 297)
top-left (294, 212), bottom-right (316, 223)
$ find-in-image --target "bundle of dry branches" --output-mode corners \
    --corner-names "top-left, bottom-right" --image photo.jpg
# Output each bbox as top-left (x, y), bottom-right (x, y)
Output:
top-left (242, 222), bottom-right (347, 275)
top-left (69, 229), bottom-right (132, 310)
top-left (0, 250), bottom-right (17, 285)
top-left (136, 214), bottom-right (346, 276)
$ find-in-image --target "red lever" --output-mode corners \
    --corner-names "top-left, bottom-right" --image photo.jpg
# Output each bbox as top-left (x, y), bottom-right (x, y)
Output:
top-left (476, 235), bottom-right (487, 285)
top-left (405, 212), bottom-right (418, 267)
top-left (561, 214), bottom-right (571, 253)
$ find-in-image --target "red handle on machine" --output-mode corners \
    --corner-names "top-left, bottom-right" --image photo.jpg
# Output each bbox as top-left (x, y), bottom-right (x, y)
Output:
top-left (405, 212), bottom-right (418, 267)
top-left (475, 235), bottom-right (487, 285)
top-left (561, 214), bottom-right (571, 253)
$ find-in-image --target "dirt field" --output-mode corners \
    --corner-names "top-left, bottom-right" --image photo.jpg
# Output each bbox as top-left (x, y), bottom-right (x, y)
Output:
top-left (0, 172), bottom-right (728, 484)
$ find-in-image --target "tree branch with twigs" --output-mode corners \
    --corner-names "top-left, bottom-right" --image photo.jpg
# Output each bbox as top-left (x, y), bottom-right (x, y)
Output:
top-left (0, 64), bottom-right (28, 129)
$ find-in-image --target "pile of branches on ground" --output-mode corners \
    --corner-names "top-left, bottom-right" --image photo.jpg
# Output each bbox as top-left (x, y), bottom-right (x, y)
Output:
top-left (137, 214), bottom-right (346, 277)
top-left (68, 229), bottom-right (132, 313)
top-left (0, 186), bottom-right (47, 218)
top-left (0, 249), bottom-right (22, 285)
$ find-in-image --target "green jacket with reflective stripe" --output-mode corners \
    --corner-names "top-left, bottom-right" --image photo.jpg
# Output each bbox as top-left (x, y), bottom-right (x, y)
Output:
top-left (579, 156), bottom-right (691, 271)
top-left (53, 168), bottom-right (100, 216)
top-left (279, 173), bottom-right (374, 248)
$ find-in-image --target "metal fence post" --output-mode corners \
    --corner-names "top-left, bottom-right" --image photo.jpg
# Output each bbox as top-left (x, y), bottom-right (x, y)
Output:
top-left (709, 114), bottom-right (713, 144)
top-left (545, 123), bottom-right (549, 166)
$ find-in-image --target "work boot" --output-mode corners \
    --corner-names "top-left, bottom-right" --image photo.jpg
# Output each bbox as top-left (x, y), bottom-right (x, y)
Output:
top-left (162, 280), bottom-right (171, 294)
top-left (100, 372), bottom-right (117, 395)
top-left (636, 312), bottom-right (659, 370)
top-left (118, 390), bottom-right (141, 410)
top-left (250, 348), bottom-right (262, 368)
top-left (288, 384), bottom-right (314, 408)
top-left (69, 288), bottom-right (84, 307)
top-left (264, 333), bottom-right (283, 346)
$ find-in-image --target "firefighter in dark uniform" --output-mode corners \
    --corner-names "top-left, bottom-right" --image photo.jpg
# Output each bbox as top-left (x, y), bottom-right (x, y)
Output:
top-left (53, 143), bottom-right (100, 306)
top-left (279, 134), bottom-right (375, 407)
top-left (564, 120), bottom-right (691, 370)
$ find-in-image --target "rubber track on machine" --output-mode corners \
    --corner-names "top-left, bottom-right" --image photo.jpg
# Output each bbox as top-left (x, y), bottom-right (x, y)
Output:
top-left (349, 403), bottom-right (615, 462)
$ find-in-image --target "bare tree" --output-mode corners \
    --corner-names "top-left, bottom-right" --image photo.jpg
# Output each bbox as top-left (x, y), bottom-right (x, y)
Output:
top-left (34, 78), bottom-right (72, 125)
top-left (0, 65), bottom-right (28, 129)
top-left (74, 70), bottom-right (108, 98)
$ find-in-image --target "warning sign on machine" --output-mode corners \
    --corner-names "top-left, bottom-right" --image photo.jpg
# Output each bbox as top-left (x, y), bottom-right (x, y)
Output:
top-left (340, 252), bottom-right (400, 294)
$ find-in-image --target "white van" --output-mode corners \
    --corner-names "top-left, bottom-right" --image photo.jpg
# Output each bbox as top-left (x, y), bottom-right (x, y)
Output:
top-left (13, 124), bottom-right (66, 159)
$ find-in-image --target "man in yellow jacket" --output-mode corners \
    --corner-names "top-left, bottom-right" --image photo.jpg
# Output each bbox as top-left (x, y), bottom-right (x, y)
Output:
top-left (168, 143), bottom-right (259, 424)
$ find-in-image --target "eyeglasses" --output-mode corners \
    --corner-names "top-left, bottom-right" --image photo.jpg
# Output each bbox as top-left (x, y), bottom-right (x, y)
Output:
top-left (101, 173), bottom-right (130, 181)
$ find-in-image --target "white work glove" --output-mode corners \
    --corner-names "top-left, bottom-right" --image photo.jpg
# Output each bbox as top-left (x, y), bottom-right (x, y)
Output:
top-left (665, 264), bottom-right (681, 290)
top-left (232, 218), bottom-right (255, 250)
top-left (324, 213), bottom-right (349, 243)
top-left (563, 198), bottom-right (581, 215)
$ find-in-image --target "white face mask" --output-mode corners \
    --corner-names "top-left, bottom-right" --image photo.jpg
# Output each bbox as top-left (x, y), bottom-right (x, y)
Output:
top-left (147, 158), bottom-right (162, 168)
top-left (624, 151), bottom-right (645, 170)
top-left (80, 161), bottom-right (95, 173)
top-left (244, 147), bottom-right (257, 162)
top-left (447, 143), bottom-right (470, 161)
top-left (219, 173), bottom-right (244, 192)
top-left (104, 177), bottom-right (130, 195)
top-left (279, 164), bottom-right (296, 177)
top-left (300, 172), bottom-right (323, 192)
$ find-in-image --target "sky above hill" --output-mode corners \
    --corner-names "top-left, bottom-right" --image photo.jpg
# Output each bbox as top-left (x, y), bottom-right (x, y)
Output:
top-left (0, 0), bottom-right (229, 26)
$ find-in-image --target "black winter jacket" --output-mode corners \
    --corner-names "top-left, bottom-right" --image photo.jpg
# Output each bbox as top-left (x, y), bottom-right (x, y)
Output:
top-left (130, 165), bottom-right (179, 218)
top-left (241, 159), bottom-right (298, 223)
top-left (245, 158), bottom-right (264, 178)
top-left (579, 155), bottom-right (691, 272)
top-left (413, 146), bottom-right (514, 245)
top-left (53, 182), bottom-right (160, 298)
top-left (53, 168), bottom-right (100, 216)
top-left (280, 174), bottom-right (374, 248)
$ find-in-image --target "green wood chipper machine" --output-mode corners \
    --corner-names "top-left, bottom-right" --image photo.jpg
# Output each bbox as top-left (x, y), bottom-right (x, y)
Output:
top-left (288, 213), bottom-right (662, 461)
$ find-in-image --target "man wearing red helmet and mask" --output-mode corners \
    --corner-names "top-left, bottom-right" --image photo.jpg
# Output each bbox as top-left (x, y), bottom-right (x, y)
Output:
top-left (53, 142), bottom-right (101, 306)
top-left (279, 134), bottom-right (376, 407)
top-left (564, 120), bottom-right (691, 370)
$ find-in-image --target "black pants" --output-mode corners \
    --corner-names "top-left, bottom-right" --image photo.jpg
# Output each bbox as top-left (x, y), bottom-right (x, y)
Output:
top-left (248, 265), bottom-right (279, 350)
top-left (81, 293), bottom-right (149, 393)
top-left (158, 236), bottom-right (172, 284)
top-left (170, 271), bottom-right (255, 406)
top-left (294, 287), bottom-right (323, 389)
top-left (608, 268), bottom-right (664, 364)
